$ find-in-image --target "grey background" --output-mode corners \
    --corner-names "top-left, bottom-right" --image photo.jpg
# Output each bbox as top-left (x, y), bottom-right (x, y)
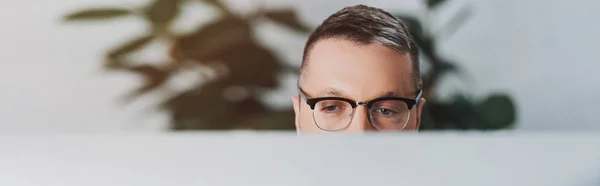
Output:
top-left (0, 0), bottom-right (598, 132)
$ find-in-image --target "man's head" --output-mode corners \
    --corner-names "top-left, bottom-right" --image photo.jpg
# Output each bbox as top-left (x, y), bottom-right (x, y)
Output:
top-left (292, 5), bottom-right (425, 132)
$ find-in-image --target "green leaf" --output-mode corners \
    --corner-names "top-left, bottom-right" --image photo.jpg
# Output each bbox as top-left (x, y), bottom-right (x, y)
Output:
top-left (264, 9), bottom-right (311, 33)
top-left (162, 83), bottom-right (237, 130)
top-left (394, 15), bottom-right (423, 38)
top-left (256, 109), bottom-right (295, 130)
top-left (436, 59), bottom-right (460, 75)
top-left (145, 0), bottom-right (182, 26)
top-left (206, 41), bottom-right (282, 88)
top-left (122, 64), bottom-right (171, 101)
top-left (426, 0), bottom-right (448, 9)
top-left (104, 58), bottom-right (126, 69)
top-left (440, 4), bottom-right (472, 40)
top-left (202, 0), bottom-right (230, 14)
top-left (478, 94), bottom-right (517, 129)
top-left (64, 8), bottom-right (132, 21)
top-left (175, 16), bottom-right (252, 60)
top-left (177, 17), bottom-right (279, 88)
top-left (108, 35), bottom-right (154, 59)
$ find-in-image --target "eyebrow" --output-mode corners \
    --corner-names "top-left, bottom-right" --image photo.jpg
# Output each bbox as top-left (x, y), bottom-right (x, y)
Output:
top-left (316, 88), bottom-right (402, 99)
top-left (317, 88), bottom-right (347, 97)
top-left (379, 91), bottom-right (400, 98)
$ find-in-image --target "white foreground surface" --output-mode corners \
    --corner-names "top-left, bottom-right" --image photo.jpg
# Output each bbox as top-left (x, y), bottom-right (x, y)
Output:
top-left (1, 132), bottom-right (599, 186)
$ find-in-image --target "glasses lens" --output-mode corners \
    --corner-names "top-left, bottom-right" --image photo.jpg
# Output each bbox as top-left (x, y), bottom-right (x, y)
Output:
top-left (369, 100), bottom-right (410, 131)
top-left (312, 100), bottom-right (354, 131)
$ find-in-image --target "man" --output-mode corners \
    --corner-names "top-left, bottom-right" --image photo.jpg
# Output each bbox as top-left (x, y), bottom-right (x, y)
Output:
top-left (292, 5), bottom-right (425, 132)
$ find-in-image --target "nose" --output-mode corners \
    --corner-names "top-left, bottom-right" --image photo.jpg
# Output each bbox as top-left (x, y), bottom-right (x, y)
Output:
top-left (345, 105), bottom-right (374, 132)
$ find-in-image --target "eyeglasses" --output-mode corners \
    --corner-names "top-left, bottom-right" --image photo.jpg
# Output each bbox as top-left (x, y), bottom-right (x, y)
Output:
top-left (298, 87), bottom-right (422, 131)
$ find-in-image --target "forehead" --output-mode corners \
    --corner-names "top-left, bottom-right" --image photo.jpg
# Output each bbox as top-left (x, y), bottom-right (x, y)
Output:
top-left (302, 38), bottom-right (414, 99)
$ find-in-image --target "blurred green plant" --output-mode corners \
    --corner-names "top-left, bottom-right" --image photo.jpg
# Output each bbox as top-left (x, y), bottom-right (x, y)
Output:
top-left (64, 0), bottom-right (306, 130)
top-left (64, 0), bottom-right (516, 131)
top-left (397, 0), bottom-right (517, 130)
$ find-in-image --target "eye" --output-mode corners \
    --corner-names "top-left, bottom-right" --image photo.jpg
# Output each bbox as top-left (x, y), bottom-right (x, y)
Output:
top-left (320, 105), bottom-right (343, 113)
top-left (324, 106), bottom-right (339, 111)
top-left (316, 100), bottom-right (348, 114)
top-left (377, 108), bottom-right (395, 115)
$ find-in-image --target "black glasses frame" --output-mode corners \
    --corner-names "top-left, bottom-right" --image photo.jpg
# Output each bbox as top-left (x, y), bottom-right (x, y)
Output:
top-left (298, 87), bottom-right (422, 131)
top-left (298, 87), bottom-right (422, 111)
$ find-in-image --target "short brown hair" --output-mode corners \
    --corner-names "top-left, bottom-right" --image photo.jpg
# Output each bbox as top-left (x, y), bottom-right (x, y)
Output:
top-left (300, 5), bottom-right (421, 90)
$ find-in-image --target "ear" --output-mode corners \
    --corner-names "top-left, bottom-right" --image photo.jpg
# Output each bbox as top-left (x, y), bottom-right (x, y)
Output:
top-left (415, 98), bottom-right (426, 131)
top-left (291, 96), bottom-right (301, 131)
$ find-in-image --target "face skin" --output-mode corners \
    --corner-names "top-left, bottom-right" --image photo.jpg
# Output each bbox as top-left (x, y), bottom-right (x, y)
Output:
top-left (292, 38), bottom-right (425, 133)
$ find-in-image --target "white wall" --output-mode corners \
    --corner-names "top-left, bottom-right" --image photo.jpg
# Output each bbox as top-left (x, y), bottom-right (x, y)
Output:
top-left (0, 0), bottom-right (598, 132)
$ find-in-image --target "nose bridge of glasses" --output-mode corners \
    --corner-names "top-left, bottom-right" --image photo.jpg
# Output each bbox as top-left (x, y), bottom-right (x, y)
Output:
top-left (355, 101), bottom-right (368, 107)
top-left (350, 102), bottom-right (369, 116)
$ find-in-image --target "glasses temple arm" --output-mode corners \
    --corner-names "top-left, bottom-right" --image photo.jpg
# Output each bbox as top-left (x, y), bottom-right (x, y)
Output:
top-left (415, 90), bottom-right (423, 104)
top-left (297, 87), bottom-right (309, 101)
